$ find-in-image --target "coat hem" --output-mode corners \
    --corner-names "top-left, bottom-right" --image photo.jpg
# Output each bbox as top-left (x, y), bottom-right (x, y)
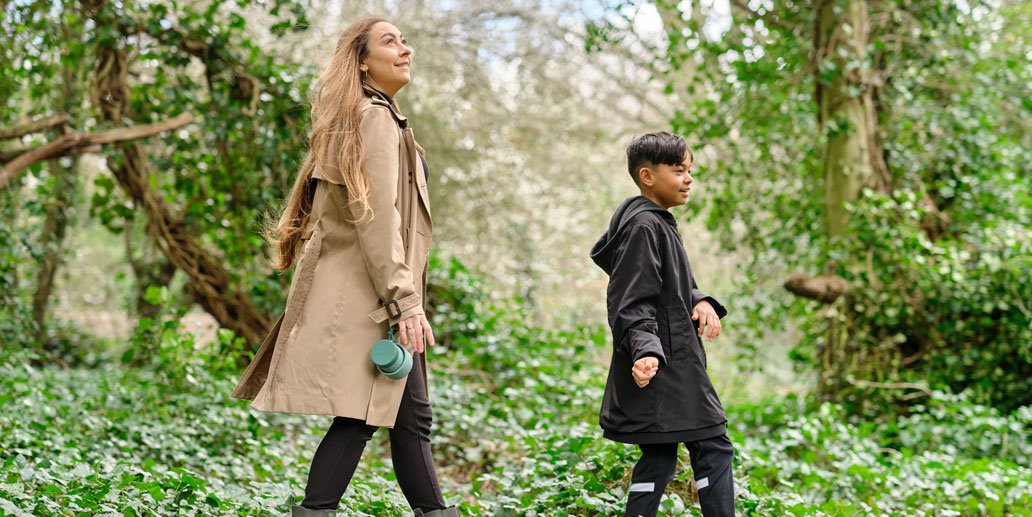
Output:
top-left (603, 421), bottom-right (727, 444)
top-left (248, 400), bottom-right (400, 429)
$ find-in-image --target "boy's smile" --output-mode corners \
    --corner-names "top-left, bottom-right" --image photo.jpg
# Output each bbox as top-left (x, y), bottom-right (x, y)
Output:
top-left (638, 155), bottom-right (694, 209)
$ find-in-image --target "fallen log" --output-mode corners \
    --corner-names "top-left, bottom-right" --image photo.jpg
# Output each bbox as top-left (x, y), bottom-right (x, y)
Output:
top-left (784, 272), bottom-right (850, 303)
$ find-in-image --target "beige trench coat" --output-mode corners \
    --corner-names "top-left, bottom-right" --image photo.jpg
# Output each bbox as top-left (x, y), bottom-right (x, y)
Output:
top-left (231, 88), bottom-right (433, 427)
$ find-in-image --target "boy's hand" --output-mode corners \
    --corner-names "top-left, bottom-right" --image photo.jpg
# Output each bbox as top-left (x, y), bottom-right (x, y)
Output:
top-left (692, 300), bottom-right (721, 341)
top-left (632, 356), bottom-right (659, 388)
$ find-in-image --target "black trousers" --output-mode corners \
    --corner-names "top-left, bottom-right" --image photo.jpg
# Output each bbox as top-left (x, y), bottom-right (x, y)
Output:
top-left (625, 434), bottom-right (735, 517)
top-left (301, 353), bottom-right (447, 511)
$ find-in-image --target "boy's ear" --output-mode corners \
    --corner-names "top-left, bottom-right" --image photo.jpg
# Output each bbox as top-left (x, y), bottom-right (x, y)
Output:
top-left (638, 166), bottom-right (654, 187)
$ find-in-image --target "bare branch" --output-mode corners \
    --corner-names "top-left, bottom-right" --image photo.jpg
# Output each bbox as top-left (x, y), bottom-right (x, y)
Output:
top-left (88, 113), bottom-right (194, 145)
top-left (848, 378), bottom-right (933, 400)
top-left (0, 134), bottom-right (79, 187)
top-left (0, 113), bottom-right (193, 188)
top-left (0, 114), bottom-right (71, 140)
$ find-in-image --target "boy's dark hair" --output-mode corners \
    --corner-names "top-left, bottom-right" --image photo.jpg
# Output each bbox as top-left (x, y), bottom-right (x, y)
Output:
top-left (626, 132), bottom-right (693, 185)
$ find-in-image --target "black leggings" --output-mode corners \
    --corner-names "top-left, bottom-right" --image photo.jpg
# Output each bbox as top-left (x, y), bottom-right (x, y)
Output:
top-left (301, 353), bottom-right (447, 511)
top-left (625, 434), bottom-right (735, 517)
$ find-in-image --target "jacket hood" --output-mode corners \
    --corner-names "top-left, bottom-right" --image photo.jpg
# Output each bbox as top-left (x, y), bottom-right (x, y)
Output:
top-left (590, 196), bottom-right (673, 274)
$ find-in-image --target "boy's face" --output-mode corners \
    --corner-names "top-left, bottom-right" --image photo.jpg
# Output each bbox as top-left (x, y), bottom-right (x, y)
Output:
top-left (639, 155), bottom-right (693, 209)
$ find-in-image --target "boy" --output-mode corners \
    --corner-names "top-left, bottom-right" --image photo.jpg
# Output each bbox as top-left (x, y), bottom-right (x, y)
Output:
top-left (590, 132), bottom-right (734, 517)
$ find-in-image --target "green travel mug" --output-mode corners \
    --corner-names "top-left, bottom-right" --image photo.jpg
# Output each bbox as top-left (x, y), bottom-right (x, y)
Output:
top-left (370, 327), bottom-right (412, 379)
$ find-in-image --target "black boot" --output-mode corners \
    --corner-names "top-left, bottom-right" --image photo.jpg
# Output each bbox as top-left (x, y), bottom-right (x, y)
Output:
top-left (288, 496), bottom-right (336, 516)
top-left (291, 504), bottom-right (335, 516)
top-left (413, 506), bottom-right (459, 517)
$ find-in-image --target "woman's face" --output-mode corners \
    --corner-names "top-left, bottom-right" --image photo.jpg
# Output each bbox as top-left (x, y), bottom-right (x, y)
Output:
top-left (361, 22), bottom-right (412, 97)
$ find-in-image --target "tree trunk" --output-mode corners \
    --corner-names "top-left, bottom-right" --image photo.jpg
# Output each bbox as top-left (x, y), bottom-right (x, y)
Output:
top-left (32, 15), bottom-right (81, 346)
top-left (82, 0), bottom-right (270, 344)
top-left (815, 0), bottom-right (883, 237)
top-left (32, 159), bottom-right (77, 345)
top-left (813, 0), bottom-right (890, 396)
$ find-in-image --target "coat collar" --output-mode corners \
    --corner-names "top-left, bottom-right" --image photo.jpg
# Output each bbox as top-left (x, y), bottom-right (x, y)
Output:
top-left (362, 83), bottom-right (407, 127)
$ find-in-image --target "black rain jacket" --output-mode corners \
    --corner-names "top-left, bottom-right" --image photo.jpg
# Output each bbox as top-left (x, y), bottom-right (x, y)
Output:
top-left (590, 196), bottom-right (728, 443)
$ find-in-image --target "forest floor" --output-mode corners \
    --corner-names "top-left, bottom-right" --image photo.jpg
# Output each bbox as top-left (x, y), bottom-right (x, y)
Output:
top-left (4, 212), bottom-right (1028, 515)
top-left (1, 317), bottom-right (1029, 516)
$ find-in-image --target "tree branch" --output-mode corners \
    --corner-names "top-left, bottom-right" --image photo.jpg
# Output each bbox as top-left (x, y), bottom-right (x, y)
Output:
top-left (847, 378), bottom-right (933, 400)
top-left (0, 113), bottom-right (193, 188)
top-left (86, 5), bottom-right (271, 344)
top-left (0, 114), bottom-right (71, 140)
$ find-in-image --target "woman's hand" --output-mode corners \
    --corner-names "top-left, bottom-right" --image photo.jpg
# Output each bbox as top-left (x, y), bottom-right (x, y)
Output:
top-left (396, 313), bottom-right (435, 353)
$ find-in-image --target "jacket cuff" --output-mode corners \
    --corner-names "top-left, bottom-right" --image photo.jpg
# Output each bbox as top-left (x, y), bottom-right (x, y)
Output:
top-left (627, 329), bottom-right (667, 367)
top-left (367, 292), bottom-right (423, 324)
top-left (693, 290), bottom-right (728, 319)
top-left (392, 303), bottom-right (424, 326)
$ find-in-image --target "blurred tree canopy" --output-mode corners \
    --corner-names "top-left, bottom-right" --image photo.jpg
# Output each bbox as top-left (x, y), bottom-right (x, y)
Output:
top-left (2, 0), bottom-right (316, 350)
top-left (2, 0), bottom-right (1028, 413)
top-left (589, 0), bottom-right (1030, 411)
top-left (1, 0), bottom-right (663, 356)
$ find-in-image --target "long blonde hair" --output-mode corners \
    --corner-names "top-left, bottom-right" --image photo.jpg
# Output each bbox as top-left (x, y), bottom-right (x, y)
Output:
top-left (270, 16), bottom-right (385, 270)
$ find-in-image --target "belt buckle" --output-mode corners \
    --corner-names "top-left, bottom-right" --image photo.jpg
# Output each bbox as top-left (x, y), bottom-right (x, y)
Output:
top-left (386, 299), bottom-right (402, 320)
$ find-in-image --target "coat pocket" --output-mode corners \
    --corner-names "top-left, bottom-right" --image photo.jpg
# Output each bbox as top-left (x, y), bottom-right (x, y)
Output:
top-left (666, 303), bottom-right (697, 362)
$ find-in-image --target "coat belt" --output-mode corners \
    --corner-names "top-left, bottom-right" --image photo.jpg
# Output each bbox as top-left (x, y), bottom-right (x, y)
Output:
top-left (367, 292), bottom-right (422, 323)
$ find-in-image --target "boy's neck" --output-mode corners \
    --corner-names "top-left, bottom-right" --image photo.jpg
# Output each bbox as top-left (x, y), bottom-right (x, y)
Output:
top-left (639, 190), bottom-right (671, 211)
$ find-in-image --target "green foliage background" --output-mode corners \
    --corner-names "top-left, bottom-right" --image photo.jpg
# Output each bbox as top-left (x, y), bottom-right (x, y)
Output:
top-left (1, 276), bottom-right (1029, 515)
top-left (1, 0), bottom-right (1030, 515)
top-left (588, 0), bottom-right (1031, 411)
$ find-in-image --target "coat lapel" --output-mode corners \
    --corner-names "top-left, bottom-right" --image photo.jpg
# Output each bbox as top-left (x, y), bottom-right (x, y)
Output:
top-left (403, 128), bottom-right (432, 221)
top-left (360, 85), bottom-right (431, 220)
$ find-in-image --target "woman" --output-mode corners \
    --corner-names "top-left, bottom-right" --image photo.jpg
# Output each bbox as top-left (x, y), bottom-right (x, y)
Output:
top-left (231, 16), bottom-right (458, 517)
